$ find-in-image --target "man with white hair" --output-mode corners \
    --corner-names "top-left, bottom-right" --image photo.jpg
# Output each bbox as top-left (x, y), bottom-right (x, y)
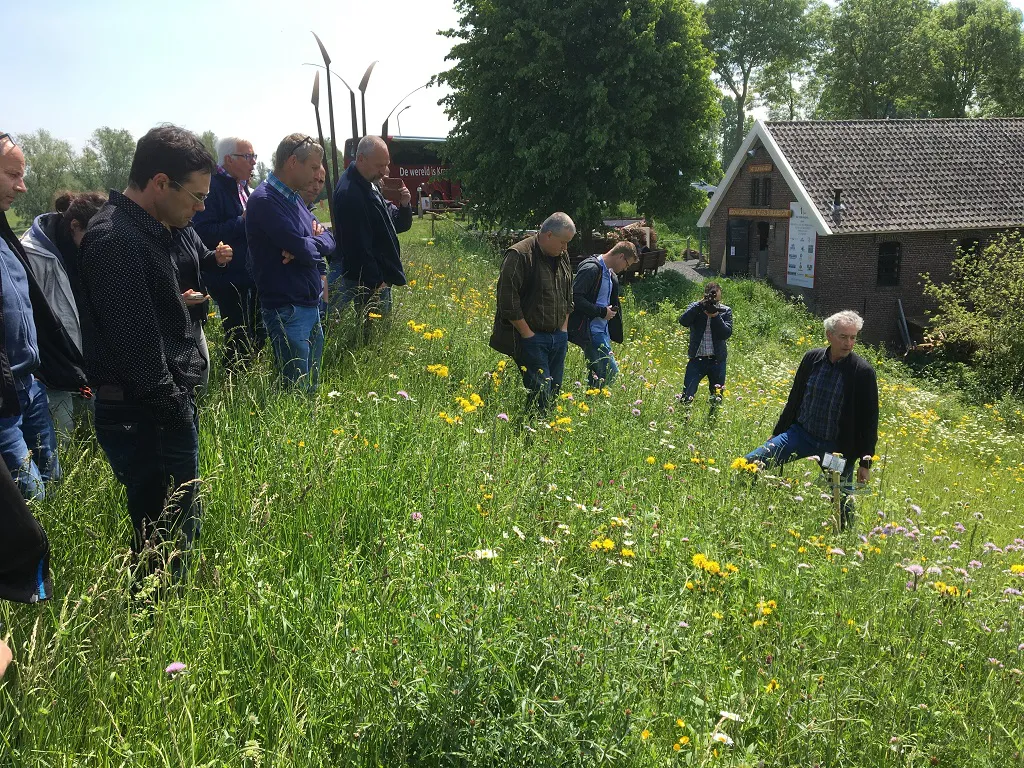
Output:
top-left (193, 136), bottom-right (265, 371)
top-left (490, 212), bottom-right (576, 412)
top-left (332, 134), bottom-right (411, 318)
top-left (744, 310), bottom-right (879, 527)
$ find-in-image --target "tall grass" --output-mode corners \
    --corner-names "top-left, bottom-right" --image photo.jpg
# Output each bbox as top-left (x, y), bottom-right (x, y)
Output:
top-left (1, 220), bottom-right (1022, 766)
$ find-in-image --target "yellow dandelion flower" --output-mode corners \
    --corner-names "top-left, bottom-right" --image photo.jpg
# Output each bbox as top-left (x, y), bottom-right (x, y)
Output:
top-left (621, 548), bottom-right (635, 558)
top-left (765, 679), bottom-right (779, 693)
top-left (663, 462), bottom-right (677, 471)
top-left (673, 743), bottom-right (681, 752)
top-left (645, 456), bottom-right (656, 465)
top-left (676, 719), bottom-right (685, 728)
top-left (641, 730), bottom-right (650, 740)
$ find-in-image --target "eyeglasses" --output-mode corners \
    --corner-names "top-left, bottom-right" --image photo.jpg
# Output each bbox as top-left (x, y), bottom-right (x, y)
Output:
top-left (170, 179), bottom-right (208, 205)
top-left (289, 136), bottom-right (314, 156)
top-left (229, 153), bottom-right (258, 162)
top-left (0, 132), bottom-right (15, 154)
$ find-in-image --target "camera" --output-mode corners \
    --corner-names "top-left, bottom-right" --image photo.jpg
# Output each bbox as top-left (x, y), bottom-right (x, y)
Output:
top-left (701, 289), bottom-right (718, 313)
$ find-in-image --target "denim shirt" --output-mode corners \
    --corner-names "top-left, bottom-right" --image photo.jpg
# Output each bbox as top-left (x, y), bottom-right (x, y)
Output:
top-left (0, 235), bottom-right (40, 380)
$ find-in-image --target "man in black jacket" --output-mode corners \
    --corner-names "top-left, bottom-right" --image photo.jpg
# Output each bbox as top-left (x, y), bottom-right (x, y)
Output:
top-left (745, 310), bottom-right (879, 525)
top-left (678, 282), bottom-right (733, 409)
top-left (332, 135), bottom-right (411, 318)
top-left (568, 241), bottom-right (637, 386)
top-left (0, 132), bottom-right (88, 500)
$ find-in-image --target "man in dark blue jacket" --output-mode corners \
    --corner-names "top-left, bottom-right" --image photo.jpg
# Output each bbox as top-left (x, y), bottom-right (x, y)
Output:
top-left (246, 134), bottom-right (335, 393)
top-left (678, 282), bottom-right (733, 408)
top-left (192, 136), bottom-right (265, 371)
top-left (332, 135), bottom-right (410, 318)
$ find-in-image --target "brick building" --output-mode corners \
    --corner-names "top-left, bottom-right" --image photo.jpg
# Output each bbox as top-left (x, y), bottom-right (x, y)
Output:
top-left (697, 119), bottom-right (1024, 344)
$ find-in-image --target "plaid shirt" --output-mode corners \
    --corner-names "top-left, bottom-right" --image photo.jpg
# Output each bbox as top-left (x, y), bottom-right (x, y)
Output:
top-left (266, 172), bottom-right (302, 207)
top-left (697, 322), bottom-right (715, 357)
top-left (797, 353), bottom-right (846, 442)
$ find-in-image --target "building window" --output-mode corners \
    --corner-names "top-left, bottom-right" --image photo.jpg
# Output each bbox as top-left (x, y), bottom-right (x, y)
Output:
top-left (750, 176), bottom-right (771, 207)
top-left (877, 242), bottom-right (901, 286)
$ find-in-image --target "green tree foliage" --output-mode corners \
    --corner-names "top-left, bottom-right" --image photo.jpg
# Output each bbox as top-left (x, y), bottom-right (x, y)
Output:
top-left (200, 130), bottom-right (218, 160)
top-left (254, 160), bottom-right (270, 186)
top-left (921, 233), bottom-right (1024, 399)
top-left (814, 0), bottom-right (934, 118)
top-left (717, 95), bottom-right (753, 168)
top-left (77, 127), bottom-right (135, 193)
top-left (436, 0), bottom-right (721, 236)
top-left (921, 0), bottom-right (1024, 116)
top-left (11, 130), bottom-right (79, 222)
top-left (705, 0), bottom-right (811, 159)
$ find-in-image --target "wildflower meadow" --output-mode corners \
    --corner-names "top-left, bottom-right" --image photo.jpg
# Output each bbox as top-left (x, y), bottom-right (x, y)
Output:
top-left (1, 220), bottom-right (1022, 766)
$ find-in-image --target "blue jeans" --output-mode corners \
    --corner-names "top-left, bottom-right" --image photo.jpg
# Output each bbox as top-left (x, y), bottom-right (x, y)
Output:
top-left (514, 330), bottom-right (568, 412)
top-left (682, 357), bottom-right (727, 401)
top-left (94, 399), bottom-right (201, 579)
top-left (0, 376), bottom-right (60, 501)
top-left (262, 304), bottom-right (324, 393)
top-left (746, 422), bottom-right (854, 482)
top-left (583, 328), bottom-right (618, 386)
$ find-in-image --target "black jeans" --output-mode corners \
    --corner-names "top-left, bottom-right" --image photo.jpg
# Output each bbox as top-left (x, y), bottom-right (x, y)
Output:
top-left (94, 399), bottom-right (202, 580)
top-left (208, 282), bottom-right (266, 369)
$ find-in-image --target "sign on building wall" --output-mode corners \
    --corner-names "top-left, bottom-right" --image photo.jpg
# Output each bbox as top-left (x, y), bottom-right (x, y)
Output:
top-left (786, 202), bottom-right (816, 288)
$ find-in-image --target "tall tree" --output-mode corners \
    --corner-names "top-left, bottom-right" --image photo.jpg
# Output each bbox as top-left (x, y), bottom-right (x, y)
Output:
top-left (705, 0), bottom-right (810, 160)
top-left (77, 127), bottom-right (135, 192)
top-left (921, 0), bottom-right (1024, 117)
top-left (718, 95), bottom-right (753, 168)
top-left (11, 130), bottom-right (79, 222)
top-left (200, 130), bottom-right (218, 160)
top-left (436, 0), bottom-right (721, 239)
top-left (814, 0), bottom-right (933, 118)
top-left (254, 161), bottom-right (270, 186)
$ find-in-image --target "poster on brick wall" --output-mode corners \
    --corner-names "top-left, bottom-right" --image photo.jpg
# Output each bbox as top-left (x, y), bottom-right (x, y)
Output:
top-left (786, 202), bottom-right (816, 288)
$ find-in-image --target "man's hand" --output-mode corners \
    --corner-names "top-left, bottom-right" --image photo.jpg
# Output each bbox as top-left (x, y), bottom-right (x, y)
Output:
top-left (857, 465), bottom-right (871, 484)
top-left (215, 241), bottom-right (233, 266)
top-left (312, 220), bottom-right (325, 236)
top-left (399, 184), bottom-right (412, 206)
top-left (0, 639), bottom-right (11, 678)
top-left (604, 306), bottom-right (618, 321)
top-left (512, 319), bottom-right (534, 339)
top-left (705, 309), bottom-right (719, 318)
top-left (282, 251), bottom-right (295, 264)
top-left (182, 289), bottom-right (209, 306)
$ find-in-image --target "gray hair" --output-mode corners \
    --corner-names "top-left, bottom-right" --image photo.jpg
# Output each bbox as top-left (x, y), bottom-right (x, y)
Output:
top-left (540, 212), bottom-right (576, 238)
top-left (824, 310), bottom-right (864, 334)
top-left (215, 136), bottom-right (247, 165)
top-left (356, 135), bottom-right (388, 159)
top-left (273, 133), bottom-right (324, 172)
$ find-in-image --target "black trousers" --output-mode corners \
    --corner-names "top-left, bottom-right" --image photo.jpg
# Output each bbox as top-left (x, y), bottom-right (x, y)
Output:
top-left (207, 282), bottom-right (266, 369)
top-left (0, 459), bottom-right (52, 603)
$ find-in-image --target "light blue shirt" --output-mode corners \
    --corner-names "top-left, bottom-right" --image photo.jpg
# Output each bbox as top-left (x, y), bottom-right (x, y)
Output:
top-left (589, 258), bottom-right (613, 337)
top-left (0, 236), bottom-right (40, 379)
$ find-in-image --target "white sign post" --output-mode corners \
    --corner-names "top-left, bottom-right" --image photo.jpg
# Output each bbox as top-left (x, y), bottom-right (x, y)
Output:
top-left (787, 202), bottom-right (816, 288)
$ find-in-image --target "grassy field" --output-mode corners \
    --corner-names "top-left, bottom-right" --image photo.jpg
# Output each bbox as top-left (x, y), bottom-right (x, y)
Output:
top-left (1, 219), bottom-right (1022, 766)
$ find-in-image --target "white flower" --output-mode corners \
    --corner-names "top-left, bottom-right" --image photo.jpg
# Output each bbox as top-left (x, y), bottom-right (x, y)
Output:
top-left (327, 391), bottom-right (342, 398)
top-left (512, 526), bottom-right (526, 541)
top-left (711, 732), bottom-right (735, 746)
top-left (718, 711), bottom-right (744, 722)
top-left (471, 549), bottom-right (498, 560)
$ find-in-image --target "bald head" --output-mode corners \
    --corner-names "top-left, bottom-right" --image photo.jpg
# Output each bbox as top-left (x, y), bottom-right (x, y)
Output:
top-left (355, 135), bottom-right (390, 184)
top-left (0, 140), bottom-right (27, 212)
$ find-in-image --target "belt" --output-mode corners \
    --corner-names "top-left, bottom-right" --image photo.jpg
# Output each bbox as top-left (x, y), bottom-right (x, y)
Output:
top-left (96, 384), bottom-right (125, 401)
top-left (693, 355), bottom-right (717, 361)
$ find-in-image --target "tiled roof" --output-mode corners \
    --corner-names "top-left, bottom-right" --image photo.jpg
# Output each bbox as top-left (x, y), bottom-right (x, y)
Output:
top-left (765, 119), bottom-right (1024, 234)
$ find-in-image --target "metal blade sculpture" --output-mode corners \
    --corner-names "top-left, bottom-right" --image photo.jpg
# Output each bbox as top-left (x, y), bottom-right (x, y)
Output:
top-left (302, 63), bottom-right (359, 144)
top-left (312, 32), bottom-right (343, 181)
top-left (380, 81), bottom-right (431, 137)
top-left (310, 71), bottom-right (338, 235)
top-left (358, 61), bottom-right (377, 138)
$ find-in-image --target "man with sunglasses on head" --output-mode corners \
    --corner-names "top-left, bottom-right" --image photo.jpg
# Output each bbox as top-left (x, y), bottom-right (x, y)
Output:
top-left (78, 125), bottom-right (216, 582)
top-left (246, 134), bottom-right (334, 393)
top-left (193, 137), bottom-right (265, 372)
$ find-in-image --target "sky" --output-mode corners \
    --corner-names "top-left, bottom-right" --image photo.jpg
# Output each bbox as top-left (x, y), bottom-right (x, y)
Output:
top-left (3, 0), bottom-right (463, 161)
top-left (5, 0), bottom-right (1024, 161)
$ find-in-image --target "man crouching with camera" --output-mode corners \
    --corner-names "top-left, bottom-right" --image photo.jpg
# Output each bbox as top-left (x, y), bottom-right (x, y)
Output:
top-left (678, 282), bottom-right (732, 410)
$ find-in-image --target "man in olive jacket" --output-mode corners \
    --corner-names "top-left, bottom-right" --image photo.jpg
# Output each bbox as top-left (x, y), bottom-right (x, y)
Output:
top-left (490, 212), bottom-right (575, 412)
top-left (567, 241), bottom-right (637, 386)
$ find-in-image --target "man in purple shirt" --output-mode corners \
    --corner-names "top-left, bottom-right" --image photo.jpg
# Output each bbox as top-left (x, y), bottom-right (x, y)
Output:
top-left (245, 134), bottom-right (335, 393)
